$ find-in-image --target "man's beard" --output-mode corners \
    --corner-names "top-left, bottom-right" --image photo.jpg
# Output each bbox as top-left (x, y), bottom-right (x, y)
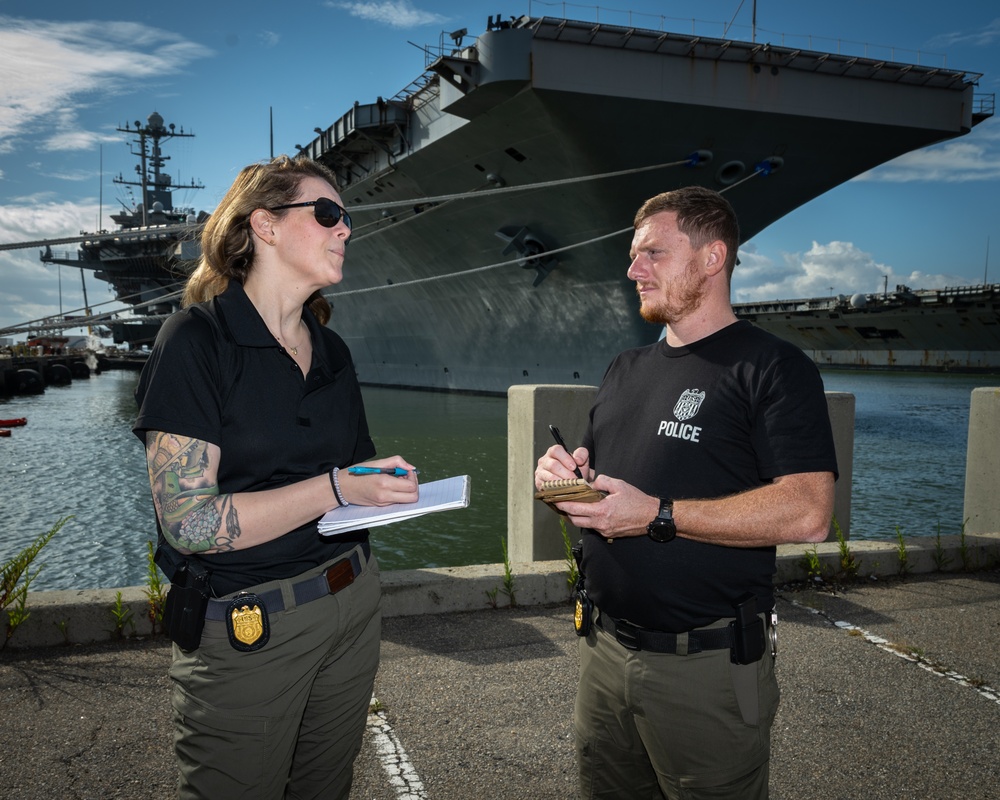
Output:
top-left (638, 259), bottom-right (708, 326)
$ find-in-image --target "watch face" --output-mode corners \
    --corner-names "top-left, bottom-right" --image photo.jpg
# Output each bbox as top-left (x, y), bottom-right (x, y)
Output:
top-left (647, 519), bottom-right (676, 542)
top-left (647, 499), bottom-right (676, 542)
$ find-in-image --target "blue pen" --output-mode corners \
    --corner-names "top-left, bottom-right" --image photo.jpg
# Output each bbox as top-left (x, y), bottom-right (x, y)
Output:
top-left (348, 467), bottom-right (418, 476)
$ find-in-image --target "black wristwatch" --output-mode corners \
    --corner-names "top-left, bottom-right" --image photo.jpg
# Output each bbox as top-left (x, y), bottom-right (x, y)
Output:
top-left (647, 498), bottom-right (676, 542)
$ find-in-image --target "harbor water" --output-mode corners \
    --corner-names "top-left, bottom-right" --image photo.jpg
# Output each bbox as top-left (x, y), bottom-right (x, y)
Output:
top-left (0, 368), bottom-right (994, 592)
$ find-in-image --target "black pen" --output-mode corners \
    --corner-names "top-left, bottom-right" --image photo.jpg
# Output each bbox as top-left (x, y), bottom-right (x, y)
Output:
top-left (549, 424), bottom-right (583, 479)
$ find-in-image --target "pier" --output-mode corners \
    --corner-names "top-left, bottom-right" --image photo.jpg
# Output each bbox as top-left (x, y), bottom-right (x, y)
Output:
top-left (0, 350), bottom-right (149, 397)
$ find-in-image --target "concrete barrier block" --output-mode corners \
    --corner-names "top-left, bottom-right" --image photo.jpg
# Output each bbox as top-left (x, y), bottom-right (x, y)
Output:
top-left (507, 384), bottom-right (597, 563)
top-left (964, 387), bottom-right (1000, 535)
top-left (825, 391), bottom-right (855, 540)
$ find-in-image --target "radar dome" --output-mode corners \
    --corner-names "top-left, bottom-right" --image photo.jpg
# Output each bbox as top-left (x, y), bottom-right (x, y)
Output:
top-left (148, 111), bottom-right (165, 131)
top-left (850, 293), bottom-right (867, 309)
top-left (152, 201), bottom-right (165, 213)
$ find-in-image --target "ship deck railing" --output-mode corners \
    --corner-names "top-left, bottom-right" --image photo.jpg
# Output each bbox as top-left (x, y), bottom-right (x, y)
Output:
top-left (525, 1), bottom-right (964, 71)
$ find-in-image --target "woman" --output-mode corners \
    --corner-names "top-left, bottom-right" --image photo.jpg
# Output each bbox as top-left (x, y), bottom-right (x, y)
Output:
top-left (134, 155), bottom-right (419, 799)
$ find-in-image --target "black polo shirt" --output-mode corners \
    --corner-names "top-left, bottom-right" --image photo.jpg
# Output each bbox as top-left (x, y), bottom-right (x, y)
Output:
top-left (134, 281), bottom-right (376, 594)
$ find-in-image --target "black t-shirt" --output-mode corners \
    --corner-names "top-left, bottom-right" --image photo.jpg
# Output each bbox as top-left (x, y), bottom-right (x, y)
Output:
top-left (133, 281), bottom-right (376, 595)
top-left (581, 320), bottom-right (838, 631)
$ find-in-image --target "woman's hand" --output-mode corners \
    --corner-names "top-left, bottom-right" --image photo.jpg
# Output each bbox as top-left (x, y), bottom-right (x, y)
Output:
top-left (338, 456), bottom-right (420, 507)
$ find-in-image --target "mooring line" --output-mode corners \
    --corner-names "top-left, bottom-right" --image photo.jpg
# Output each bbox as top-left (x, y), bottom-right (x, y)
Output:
top-left (367, 697), bottom-right (429, 799)
top-left (784, 597), bottom-right (1000, 706)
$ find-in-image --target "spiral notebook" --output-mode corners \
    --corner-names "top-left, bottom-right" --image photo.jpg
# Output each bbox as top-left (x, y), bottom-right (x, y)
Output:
top-left (318, 475), bottom-right (471, 535)
top-left (534, 478), bottom-right (607, 507)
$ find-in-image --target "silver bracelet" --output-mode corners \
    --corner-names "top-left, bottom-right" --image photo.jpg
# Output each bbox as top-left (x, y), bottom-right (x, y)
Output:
top-left (330, 467), bottom-right (350, 507)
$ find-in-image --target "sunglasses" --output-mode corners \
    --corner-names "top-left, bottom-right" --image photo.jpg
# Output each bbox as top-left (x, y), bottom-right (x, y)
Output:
top-left (270, 197), bottom-right (352, 237)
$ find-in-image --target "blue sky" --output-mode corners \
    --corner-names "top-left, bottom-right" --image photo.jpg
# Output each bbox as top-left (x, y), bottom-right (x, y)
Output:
top-left (1, 0), bottom-right (999, 337)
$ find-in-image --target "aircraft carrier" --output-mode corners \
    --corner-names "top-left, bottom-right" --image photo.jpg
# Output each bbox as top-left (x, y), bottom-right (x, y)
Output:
top-left (9, 13), bottom-right (995, 391)
top-left (734, 283), bottom-right (1000, 372)
top-left (301, 14), bottom-right (994, 392)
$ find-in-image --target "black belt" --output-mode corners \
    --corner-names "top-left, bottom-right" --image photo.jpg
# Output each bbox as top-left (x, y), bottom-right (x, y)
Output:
top-left (204, 542), bottom-right (369, 621)
top-left (597, 613), bottom-right (734, 654)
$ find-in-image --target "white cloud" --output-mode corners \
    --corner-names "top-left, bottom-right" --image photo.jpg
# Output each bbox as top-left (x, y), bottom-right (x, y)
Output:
top-left (0, 16), bottom-right (213, 147)
top-left (0, 200), bottom-right (118, 330)
top-left (45, 129), bottom-right (123, 154)
top-left (857, 137), bottom-right (1000, 183)
top-left (259, 30), bottom-right (280, 48)
top-left (0, 201), bottom-right (100, 244)
top-left (732, 240), bottom-right (974, 303)
top-left (329, 1), bottom-right (447, 28)
top-left (928, 18), bottom-right (1000, 50)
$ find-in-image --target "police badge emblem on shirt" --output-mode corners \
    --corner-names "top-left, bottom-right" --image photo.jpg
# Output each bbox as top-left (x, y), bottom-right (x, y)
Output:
top-left (225, 592), bottom-right (270, 652)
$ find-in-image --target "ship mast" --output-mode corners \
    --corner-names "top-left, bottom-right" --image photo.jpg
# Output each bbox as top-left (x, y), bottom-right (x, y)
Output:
top-left (114, 111), bottom-right (202, 227)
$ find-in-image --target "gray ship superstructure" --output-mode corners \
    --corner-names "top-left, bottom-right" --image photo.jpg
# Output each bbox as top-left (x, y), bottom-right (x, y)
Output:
top-left (734, 284), bottom-right (1000, 372)
top-left (39, 112), bottom-right (207, 347)
top-left (298, 14), bottom-right (993, 393)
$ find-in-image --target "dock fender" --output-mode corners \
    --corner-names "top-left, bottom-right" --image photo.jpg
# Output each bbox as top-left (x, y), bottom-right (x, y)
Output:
top-left (16, 368), bottom-right (44, 395)
top-left (43, 363), bottom-right (72, 386)
top-left (70, 360), bottom-right (91, 379)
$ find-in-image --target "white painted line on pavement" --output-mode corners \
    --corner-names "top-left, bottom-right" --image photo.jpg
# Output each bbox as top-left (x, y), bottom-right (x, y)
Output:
top-left (786, 598), bottom-right (1000, 706)
top-left (368, 696), bottom-right (429, 799)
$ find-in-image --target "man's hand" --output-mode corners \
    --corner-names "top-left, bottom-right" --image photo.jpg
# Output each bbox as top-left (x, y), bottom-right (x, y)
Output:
top-left (535, 444), bottom-right (592, 489)
top-left (554, 474), bottom-right (658, 540)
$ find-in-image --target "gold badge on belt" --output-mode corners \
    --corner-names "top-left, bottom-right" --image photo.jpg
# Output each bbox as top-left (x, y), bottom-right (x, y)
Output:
top-left (225, 592), bottom-right (270, 652)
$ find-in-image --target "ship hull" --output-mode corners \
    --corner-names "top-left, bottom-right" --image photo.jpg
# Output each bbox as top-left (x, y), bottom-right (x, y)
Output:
top-left (735, 285), bottom-right (1000, 373)
top-left (303, 16), bottom-right (988, 393)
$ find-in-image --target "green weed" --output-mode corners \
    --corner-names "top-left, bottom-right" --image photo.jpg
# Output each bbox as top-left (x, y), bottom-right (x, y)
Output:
top-left (959, 519), bottom-right (974, 571)
top-left (801, 546), bottom-right (823, 581)
top-left (485, 536), bottom-right (517, 608)
top-left (895, 526), bottom-right (910, 577)
top-left (143, 539), bottom-right (168, 634)
top-left (1, 517), bottom-right (69, 649)
top-left (109, 591), bottom-right (135, 639)
top-left (932, 523), bottom-right (952, 572)
top-left (499, 536), bottom-right (516, 607)
top-left (833, 516), bottom-right (859, 579)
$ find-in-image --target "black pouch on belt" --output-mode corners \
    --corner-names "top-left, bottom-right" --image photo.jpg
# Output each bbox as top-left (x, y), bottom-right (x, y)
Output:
top-left (162, 559), bottom-right (212, 651)
top-left (571, 541), bottom-right (593, 637)
top-left (730, 592), bottom-right (766, 665)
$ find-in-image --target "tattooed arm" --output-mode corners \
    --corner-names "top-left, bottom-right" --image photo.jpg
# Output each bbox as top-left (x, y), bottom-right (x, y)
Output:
top-left (144, 430), bottom-right (420, 555)
top-left (145, 430), bottom-right (333, 555)
top-left (145, 431), bottom-right (240, 554)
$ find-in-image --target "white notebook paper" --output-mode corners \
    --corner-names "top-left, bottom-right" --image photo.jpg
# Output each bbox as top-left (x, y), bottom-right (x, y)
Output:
top-left (318, 475), bottom-right (471, 536)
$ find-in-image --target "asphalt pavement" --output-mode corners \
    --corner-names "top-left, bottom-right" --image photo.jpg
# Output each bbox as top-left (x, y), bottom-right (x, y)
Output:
top-left (1, 570), bottom-right (999, 800)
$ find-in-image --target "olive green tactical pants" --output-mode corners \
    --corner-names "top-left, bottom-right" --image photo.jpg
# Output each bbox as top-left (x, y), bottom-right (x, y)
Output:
top-left (575, 614), bottom-right (778, 800)
top-left (168, 548), bottom-right (381, 800)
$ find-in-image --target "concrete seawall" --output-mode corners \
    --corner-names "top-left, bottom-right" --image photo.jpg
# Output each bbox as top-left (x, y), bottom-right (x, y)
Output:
top-left (6, 383), bottom-right (998, 650)
top-left (5, 533), bottom-right (999, 649)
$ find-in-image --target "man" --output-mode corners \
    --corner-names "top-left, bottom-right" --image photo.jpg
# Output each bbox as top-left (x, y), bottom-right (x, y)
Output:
top-left (535, 186), bottom-right (837, 799)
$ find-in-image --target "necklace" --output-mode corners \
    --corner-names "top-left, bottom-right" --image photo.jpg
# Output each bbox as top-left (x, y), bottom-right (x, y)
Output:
top-left (274, 321), bottom-right (305, 356)
top-left (273, 333), bottom-right (299, 356)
